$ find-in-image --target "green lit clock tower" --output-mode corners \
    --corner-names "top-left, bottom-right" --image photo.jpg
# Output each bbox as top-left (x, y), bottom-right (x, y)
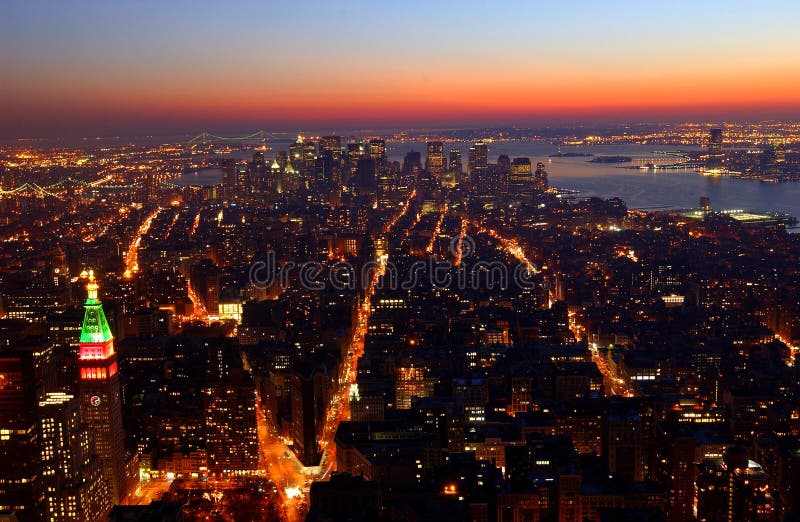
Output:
top-left (77, 271), bottom-right (127, 504)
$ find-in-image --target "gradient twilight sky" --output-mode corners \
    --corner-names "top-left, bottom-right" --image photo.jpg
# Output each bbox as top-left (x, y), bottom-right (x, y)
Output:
top-left (3, 0), bottom-right (800, 138)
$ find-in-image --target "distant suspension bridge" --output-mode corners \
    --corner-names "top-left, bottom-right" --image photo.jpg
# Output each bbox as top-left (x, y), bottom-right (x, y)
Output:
top-left (185, 130), bottom-right (281, 145)
top-left (0, 177), bottom-right (144, 198)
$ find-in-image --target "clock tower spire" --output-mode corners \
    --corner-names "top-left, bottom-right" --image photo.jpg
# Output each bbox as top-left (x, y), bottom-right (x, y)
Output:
top-left (78, 271), bottom-right (128, 503)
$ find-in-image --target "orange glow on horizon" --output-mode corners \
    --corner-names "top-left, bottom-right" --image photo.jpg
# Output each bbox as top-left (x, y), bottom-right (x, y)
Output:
top-left (9, 62), bottom-right (800, 130)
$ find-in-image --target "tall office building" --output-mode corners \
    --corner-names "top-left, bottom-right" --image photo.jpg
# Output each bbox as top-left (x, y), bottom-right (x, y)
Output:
top-left (249, 151), bottom-right (267, 197)
top-left (77, 272), bottom-right (127, 504)
top-left (39, 392), bottom-right (111, 521)
top-left (235, 164), bottom-right (250, 200)
top-left (376, 166), bottom-right (394, 206)
top-left (708, 128), bottom-right (723, 156)
top-left (221, 160), bottom-right (236, 199)
top-left (449, 148), bottom-right (463, 178)
top-left (204, 380), bottom-right (259, 476)
top-left (270, 159), bottom-right (283, 193)
top-left (369, 138), bottom-right (386, 163)
top-left (496, 154), bottom-right (510, 173)
top-left (314, 155), bottom-right (333, 188)
top-left (425, 141), bottom-right (445, 175)
top-left (402, 150), bottom-right (422, 176)
top-left (289, 137), bottom-right (306, 170)
top-left (775, 142), bottom-right (786, 163)
top-left (369, 139), bottom-right (388, 197)
top-left (760, 144), bottom-right (780, 176)
top-left (396, 366), bottom-right (434, 410)
top-left (663, 433), bottom-right (696, 522)
top-left (204, 343), bottom-right (259, 476)
top-left (356, 157), bottom-right (377, 191)
top-left (289, 366), bottom-right (329, 466)
top-left (534, 162), bottom-right (549, 191)
top-left (696, 446), bottom-right (775, 522)
top-left (346, 142), bottom-right (367, 187)
top-left (467, 141), bottom-right (488, 193)
top-left (283, 159), bottom-right (300, 192)
top-left (706, 128), bottom-right (724, 169)
top-left (252, 150), bottom-right (265, 166)
top-left (0, 349), bottom-right (43, 521)
top-left (319, 136), bottom-right (343, 193)
top-left (508, 157), bottom-right (533, 195)
top-left (275, 150), bottom-right (288, 170)
top-left (319, 135), bottom-right (343, 160)
top-left (303, 141), bottom-right (317, 167)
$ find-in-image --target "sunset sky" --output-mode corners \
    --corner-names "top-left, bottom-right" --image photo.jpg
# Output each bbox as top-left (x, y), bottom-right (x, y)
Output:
top-left (3, 0), bottom-right (800, 137)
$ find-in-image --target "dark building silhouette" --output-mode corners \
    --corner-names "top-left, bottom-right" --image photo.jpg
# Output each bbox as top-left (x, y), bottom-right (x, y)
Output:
top-left (696, 446), bottom-right (775, 522)
top-left (402, 150), bottom-right (422, 176)
top-left (0, 350), bottom-right (43, 521)
top-left (307, 473), bottom-right (381, 522)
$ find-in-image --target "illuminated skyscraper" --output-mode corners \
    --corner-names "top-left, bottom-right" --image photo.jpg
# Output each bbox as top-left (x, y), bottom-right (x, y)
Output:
top-left (425, 141), bottom-right (445, 175)
top-left (534, 161), bottom-right (548, 191)
top-left (221, 160), bottom-right (236, 199)
top-left (369, 138), bottom-right (388, 197)
top-left (77, 272), bottom-right (127, 503)
top-left (369, 138), bottom-right (386, 163)
top-left (760, 144), bottom-right (779, 176)
top-left (508, 157), bottom-right (533, 195)
top-left (275, 150), bottom-right (288, 170)
top-left (39, 392), bottom-right (111, 521)
top-left (302, 141), bottom-right (317, 169)
top-left (249, 151), bottom-right (267, 197)
top-left (314, 155), bottom-right (333, 187)
top-left (283, 159), bottom-right (300, 192)
top-left (319, 135), bottom-right (343, 193)
top-left (235, 164), bottom-right (250, 200)
top-left (775, 142), bottom-right (786, 163)
top-left (270, 159), bottom-right (283, 194)
top-left (449, 148), bottom-right (463, 177)
top-left (467, 141), bottom-right (488, 193)
top-left (396, 366), bottom-right (434, 410)
top-left (204, 343), bottom-right (259, 476)
top-left (696, 446), bottom-right (775, 522)
top-left (346, 142), bottom-right (367, 186)
top-left (319, 135), bottom-right (343, 160)
top-left (289, 136), bottom-right (303, 165)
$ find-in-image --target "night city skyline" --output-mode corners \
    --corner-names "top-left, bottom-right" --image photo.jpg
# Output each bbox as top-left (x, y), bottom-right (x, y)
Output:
top-left (3, 2), bottom-right (800, 522)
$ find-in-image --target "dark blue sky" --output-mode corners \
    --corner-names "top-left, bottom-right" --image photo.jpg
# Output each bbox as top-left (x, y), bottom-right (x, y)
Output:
top-left (3, 1), bottom-right (800, 137)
